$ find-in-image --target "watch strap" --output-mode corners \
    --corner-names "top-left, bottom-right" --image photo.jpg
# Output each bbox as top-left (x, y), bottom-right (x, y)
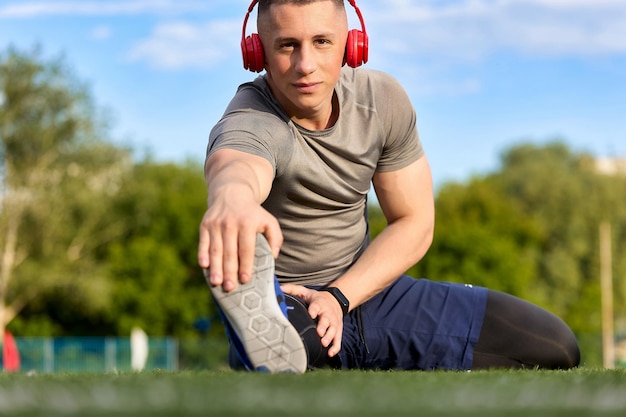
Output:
top-left (321, 287), bottom-right (350, 316)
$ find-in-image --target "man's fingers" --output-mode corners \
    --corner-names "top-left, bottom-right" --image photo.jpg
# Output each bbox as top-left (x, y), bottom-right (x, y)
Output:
top-left (317, 317), bottom-right (343, 357)
top-left (237, 230), bottom-right (257, 284)
top-left (316, 315), bottom-right (331, 341)
top-left (198, 223), bottom-right (211, 269)
top-left (220, 227), bottom-right (242, 292)
top-left (207, 229), bottom-right (224, 288)
top-left (281, 284), bottom-right (312, 302)
top-left (262, 222), bottom-right (283, 259)
top-left (328, 331), bottom-right (343, 357)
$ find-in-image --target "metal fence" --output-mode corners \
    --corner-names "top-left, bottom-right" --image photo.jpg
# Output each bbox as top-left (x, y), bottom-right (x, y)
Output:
top-left (14, 337), bottom-right (179, 374)
top-left (7, 334), bottom-right (622, 372)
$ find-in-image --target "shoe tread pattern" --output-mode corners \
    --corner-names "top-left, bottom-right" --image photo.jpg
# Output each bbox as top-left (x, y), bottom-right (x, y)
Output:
top-left (210, 234), bottom-right (307, 373)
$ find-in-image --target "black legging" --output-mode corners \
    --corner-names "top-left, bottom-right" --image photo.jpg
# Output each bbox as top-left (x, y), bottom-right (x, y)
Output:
top-left (472, 290), bottom-right (581, 370)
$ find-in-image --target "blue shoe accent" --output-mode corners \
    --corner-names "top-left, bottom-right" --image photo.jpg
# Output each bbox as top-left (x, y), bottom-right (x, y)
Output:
top-left (274, 277), bottom-right (290, 318)
top-left (208, 234), bottom-right (307, 373)
top-left (216, 306), bottom-right (254, 371)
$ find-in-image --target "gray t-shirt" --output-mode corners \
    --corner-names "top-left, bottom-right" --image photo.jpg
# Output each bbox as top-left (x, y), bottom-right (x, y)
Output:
top-left (208, 67), bottom-right (423, 286)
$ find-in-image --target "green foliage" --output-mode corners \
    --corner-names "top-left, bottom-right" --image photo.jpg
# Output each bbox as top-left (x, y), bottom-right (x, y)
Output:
top-left (411, 178), bottom-right (544, 302)
top-left (492, 142), bottom-right (626, 335)
top-left (2, 46), bottom-right (214, 339)
top-left (1, 46), bottom-right (130, 336)
top-left (103, 161), bottom-right (213, 337)
top-left (0, 46), bottom-right (94, 177)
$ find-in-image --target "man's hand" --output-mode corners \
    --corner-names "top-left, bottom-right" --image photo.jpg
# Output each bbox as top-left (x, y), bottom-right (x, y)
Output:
top-left (198, 203), bottom-right (282, 292)
top-left (281, 284), bottom-right (344, 358)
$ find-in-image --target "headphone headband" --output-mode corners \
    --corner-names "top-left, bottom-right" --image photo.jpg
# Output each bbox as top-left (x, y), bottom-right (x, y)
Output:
top-left (242, 0), bottom-right (258, 44)
top-left (241, 0), bottom-right (369, 72)
top-left (346, 0), bottom-right (367, 35)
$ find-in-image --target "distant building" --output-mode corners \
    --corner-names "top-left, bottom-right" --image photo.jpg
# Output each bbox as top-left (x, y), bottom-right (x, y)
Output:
top-left (595, 157), bottom-right (626, 176)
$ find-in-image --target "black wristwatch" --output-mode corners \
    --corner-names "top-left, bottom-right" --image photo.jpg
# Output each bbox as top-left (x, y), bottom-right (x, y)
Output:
top-left (321, 287), bottom-right (350, 316)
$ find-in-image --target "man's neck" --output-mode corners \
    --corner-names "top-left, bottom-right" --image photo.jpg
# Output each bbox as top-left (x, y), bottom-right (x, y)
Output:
top-left (291, 93), bottom-right (339, 131)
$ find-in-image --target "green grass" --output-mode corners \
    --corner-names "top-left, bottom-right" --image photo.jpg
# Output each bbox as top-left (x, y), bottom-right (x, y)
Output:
top-left (1, 368), bottom-right (625, 416)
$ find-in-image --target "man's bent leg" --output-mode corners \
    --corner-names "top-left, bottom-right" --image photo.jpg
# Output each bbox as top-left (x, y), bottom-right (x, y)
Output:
top-left (472, 289), bottom-right (580, 370)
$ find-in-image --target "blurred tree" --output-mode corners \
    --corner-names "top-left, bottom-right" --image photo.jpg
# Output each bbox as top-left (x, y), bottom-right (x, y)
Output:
top-left (411, 177), bottom-right (544, 301)
top-left (492, 142), bottom-right (626, 336)
top-left (103, 161), bottom-right (213, 337)
top-left (0, 46), bottom-right (130, 341)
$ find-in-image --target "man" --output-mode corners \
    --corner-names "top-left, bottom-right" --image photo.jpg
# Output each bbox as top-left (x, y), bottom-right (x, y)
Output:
top-left (198, 0), bottom-right (580, 373)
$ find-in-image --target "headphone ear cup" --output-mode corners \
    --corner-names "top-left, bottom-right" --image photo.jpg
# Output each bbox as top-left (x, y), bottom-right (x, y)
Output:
top-left (345, 29), bottom-right (369, 68)
top-left (241, 33), bottom-right (265, 72)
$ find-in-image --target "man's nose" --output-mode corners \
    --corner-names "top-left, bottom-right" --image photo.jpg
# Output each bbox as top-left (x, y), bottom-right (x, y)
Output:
top-left (295, 44), bottom-right (317, 74)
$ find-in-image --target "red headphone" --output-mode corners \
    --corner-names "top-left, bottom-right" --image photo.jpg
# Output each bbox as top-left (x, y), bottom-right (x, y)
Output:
top-left (241, 0), bottom-right (369, 73)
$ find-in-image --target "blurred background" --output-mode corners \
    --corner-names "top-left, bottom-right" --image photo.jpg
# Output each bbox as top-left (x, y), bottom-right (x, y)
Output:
top-left (0, 0), bottom-right (625, 372)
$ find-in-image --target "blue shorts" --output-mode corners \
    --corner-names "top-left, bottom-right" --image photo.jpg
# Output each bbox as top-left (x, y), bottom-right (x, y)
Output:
top-left (335, 276), bottom-right (488, 370)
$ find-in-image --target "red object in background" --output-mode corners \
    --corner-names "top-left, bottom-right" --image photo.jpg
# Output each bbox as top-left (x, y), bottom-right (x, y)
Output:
top-left (3, 330), bottom-right (20, 372)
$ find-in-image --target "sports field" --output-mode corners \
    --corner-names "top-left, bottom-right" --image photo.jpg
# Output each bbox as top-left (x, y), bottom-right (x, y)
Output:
top-left (1, 368), bottom-right (625, 416)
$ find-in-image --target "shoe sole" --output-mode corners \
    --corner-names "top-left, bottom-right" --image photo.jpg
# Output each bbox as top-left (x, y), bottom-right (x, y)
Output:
top-left (209, 234), bottom-right (307, 373)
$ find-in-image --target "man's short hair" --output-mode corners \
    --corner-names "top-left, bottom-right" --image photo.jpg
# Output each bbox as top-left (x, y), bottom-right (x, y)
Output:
top-left (258, 0), bottom-right (345, 15)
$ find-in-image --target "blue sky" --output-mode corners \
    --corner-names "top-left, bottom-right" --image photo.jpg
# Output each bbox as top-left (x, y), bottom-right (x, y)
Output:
top-left (1, 0), bottom-right (625, 187)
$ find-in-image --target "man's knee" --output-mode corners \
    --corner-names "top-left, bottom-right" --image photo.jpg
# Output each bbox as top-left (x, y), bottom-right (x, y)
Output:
top-left (474, 289), bottom-right (581, 370)
top-left (549, 317), bottom-right (581, 369)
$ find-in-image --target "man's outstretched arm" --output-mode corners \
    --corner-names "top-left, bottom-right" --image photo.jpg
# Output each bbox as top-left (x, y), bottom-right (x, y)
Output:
top-left (198, 148), bottom-right (282, 292)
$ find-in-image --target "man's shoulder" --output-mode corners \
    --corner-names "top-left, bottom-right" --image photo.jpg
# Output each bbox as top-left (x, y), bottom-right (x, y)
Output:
top-left (340, 67), bottom-right (399, 86)
top-left (339, 67), bottom-right (407, 106)
top-left (225, 76), bottom-right (290, 123)
top-left (340, 67), bottom-right (406, 97)
top-left (212, 76), bottom-right (291, 140)
top-left (233, 76), bottom-right (272, 106)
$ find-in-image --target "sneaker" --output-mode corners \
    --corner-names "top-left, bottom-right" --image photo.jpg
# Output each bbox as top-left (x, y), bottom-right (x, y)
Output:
top-left (209, 233), bottom-right (308, 373)
top-left (226, 293), bottom-right (330, 371)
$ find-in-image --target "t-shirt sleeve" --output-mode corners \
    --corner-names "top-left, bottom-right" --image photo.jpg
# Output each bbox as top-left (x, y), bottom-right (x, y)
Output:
top-left (207, 111), bottom-right (283, 170)
top-left (206, 84), bottom-right (293, 172)
top-left (373, 72), bottom-right (424, 172)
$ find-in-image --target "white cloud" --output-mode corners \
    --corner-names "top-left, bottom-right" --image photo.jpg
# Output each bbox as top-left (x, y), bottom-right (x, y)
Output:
top-left (364, 0), bottom-right (626, 60)
top-left (90, 25), bottom-right (112, 41)
top-left (126, 19), bottom-right (241, 70)
top-left (0, 0), bottom-right (214, 18)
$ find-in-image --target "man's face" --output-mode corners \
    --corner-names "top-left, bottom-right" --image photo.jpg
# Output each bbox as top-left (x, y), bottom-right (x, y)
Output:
top-left (259, 1), bottom-right (348, 127)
